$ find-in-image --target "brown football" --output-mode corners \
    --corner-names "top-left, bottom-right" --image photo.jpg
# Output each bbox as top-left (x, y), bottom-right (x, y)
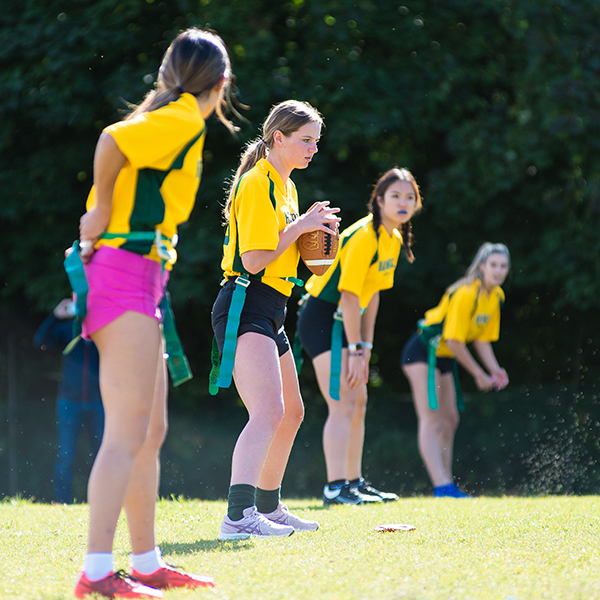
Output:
top-left (298, 226), bottom-right (339, 276)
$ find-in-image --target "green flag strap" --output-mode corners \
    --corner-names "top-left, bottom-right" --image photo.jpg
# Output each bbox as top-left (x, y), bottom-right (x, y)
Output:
top-left (209, 275), bottom-right (305, 395)
top-left (63, 234), bottom-right (191, 387)
top-left (453, 361), bottom-right (465, 412)
top-left (329, 308), bottom-right (344, 401)
top-left (100, 230), bottom-right (172, 264)
top-left (62, 241), bottom-right (88, 355)
top-left (417, 319), bottom-right (442, 410)
top-left (208, 336), bottom-right (222, 396)
top-left (214, 275), bottom-right (251, 392)
top-left (283, 276), bottom-right (304, 287)
top-left (426, 339), bottom-right (439, 410)
top-left (160, 293), bottom-right (193, 387)
top-left (418, 319), bottom-right (465, 412)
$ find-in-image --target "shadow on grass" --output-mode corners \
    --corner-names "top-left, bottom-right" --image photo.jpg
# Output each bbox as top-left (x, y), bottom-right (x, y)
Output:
top-left (160, 539), bottom-right (254, 555)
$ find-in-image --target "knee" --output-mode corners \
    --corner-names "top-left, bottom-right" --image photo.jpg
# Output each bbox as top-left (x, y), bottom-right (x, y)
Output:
top-left (418, 413), bottom-right (442, 437)
top-left (143, 418), bottom-right (168, 451)
top-left (253, 401), bottom-right (285, 434)
top-left (283, 402), bottom-right (304, 430)
top-left (102, 417), bottom-right (151, 458)
top-left (354, 393), bottom-right (368, 417)
top-left (443, 412), bottom-right (460, 433)
top-left (329, 393), bottom-right (358, 421)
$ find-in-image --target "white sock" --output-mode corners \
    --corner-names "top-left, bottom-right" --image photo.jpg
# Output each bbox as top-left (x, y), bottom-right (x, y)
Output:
top-left (130, 546), bottom-right (165, 575)
top-left (83, 553), bottom-right (113, 582)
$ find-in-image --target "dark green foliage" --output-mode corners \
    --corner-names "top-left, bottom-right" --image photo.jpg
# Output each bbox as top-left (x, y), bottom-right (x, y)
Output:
top-left (1, 1), bottom-right (600, 423)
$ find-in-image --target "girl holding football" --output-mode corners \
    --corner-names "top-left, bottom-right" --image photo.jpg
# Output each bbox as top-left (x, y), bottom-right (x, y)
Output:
top-left (296, 168), bottom-right (421, 505)
top-left (401, 243), bottom-right (510, 497)
top-left (73, 28), bottom-right (233, 599)
top-left (211, 100), bottom-right (340, 539)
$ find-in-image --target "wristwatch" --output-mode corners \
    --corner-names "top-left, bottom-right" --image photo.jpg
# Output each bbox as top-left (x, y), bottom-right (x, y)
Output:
top-left (348, 343), bottom-right (364, 352)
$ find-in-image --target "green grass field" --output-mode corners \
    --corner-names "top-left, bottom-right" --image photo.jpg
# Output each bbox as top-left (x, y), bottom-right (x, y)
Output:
top-left (1, 496), bottom-right (599, 599)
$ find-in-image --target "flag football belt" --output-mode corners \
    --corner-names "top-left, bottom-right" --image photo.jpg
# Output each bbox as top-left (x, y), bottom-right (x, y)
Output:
top-left (209, 273), bottom-right (304, 396)
top-left (291, 297), bottom-right (365, 402)
top-left (328, 304), bottom-right (367, 401)
top-left (417, 319), bottom-right (464, 412)
top-left (329, 306), bottom-right (344, 401)
top-left (62, 231), bottom-right (192, 387)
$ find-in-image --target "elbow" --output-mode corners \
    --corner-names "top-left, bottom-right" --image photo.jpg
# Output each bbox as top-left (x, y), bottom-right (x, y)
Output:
top-left (445, 339), bottom-right (462, 353)
top-left (241, 255), bottom-right (261, 275)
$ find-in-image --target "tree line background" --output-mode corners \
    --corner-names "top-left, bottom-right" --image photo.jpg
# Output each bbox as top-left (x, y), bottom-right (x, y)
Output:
top-left (1, 0), bottom-right (600, 500)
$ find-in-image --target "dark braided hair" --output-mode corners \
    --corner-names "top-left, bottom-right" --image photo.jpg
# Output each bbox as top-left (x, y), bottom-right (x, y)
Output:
top-left (367, 168), bottom-right (422, 263)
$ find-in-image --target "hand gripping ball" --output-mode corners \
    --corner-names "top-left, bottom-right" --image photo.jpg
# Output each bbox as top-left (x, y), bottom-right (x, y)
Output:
top-left (298, 225), bottom-right (339, 276)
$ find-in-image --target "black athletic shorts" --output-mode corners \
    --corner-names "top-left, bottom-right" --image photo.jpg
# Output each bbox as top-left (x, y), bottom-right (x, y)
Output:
top-left (400, 331), bottom-right (455, 374)
top-left (211, 278), bottom-right (290, 358)
top-left (296, 295), bottom-right (348, 359)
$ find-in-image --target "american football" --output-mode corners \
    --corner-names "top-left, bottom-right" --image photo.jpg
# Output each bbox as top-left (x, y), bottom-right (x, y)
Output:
top-left (298, 225), bottom-right (339, 276)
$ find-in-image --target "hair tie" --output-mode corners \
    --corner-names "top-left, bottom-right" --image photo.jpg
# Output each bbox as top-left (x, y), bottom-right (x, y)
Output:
top-left (175, 85), bottom-right (184, 95)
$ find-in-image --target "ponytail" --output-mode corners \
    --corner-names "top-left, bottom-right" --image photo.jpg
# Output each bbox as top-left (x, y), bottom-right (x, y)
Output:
top-left (125, 28), bottom-right (236, 132)
top-left (400, 221), bottom-right (415, 263)
top-left (223, 138), bottom-right (268, 221)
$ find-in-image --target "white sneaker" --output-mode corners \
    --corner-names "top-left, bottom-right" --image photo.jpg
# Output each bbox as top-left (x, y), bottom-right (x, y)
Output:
top-left (260, 503), bottom-right (319, 532)
top-left (217, 506), bottom-right (295, 540)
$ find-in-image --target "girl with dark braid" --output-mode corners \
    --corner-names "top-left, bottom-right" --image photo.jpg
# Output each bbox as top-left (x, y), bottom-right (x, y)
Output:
top-left (296, 168), bottom-right (421, 505)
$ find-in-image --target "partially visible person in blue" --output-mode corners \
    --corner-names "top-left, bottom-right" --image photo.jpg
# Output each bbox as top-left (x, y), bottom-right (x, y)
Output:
top-left (33, 298), bottom-right (104, 504)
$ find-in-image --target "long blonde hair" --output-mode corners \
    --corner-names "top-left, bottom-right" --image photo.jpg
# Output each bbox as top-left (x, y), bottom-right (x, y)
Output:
top-left (127, 28), bottom-right (236, 132)
top-left (223, 100), bottom-right (324, 222)
top-left (447, 243), bottom-right (511, 294)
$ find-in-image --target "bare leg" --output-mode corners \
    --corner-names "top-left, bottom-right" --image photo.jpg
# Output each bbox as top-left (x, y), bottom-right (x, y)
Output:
top-left (87, 312), bottom-right (162, 553)
top-left (124, 338), bottom-right (168, 554)
top-left (229, 333), bottom-right (285, 486)
top-left (346, 383), bottom-right (368, 481)
top-left (313, 349), bottom-right (358, 482)
top-left (257, 350), bottom-right (305, 490)
top-left (402, 363), bottom-right (452, 488)
top-left (436, 374), bottom-right (460, 480)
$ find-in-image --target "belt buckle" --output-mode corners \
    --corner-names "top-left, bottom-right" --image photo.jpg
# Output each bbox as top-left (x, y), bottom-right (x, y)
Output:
top-left (236, 275), bottom-right (251, 288)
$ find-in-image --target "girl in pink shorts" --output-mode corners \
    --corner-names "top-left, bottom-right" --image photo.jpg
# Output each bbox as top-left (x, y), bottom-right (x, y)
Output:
top-left (73, 29), bottom-right (236, 600)
top-left (82, 246), bottom-right (166, 340)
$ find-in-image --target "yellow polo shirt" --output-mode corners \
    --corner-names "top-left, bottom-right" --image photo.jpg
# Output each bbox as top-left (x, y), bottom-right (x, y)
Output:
top-left (305, 214), bottom-right (402, 308)
top-left (221, 159), bottom-right (300, 296)
top-left (422, 279), bottom-right (504, 358)
top-left (87, 93), bottom-right (206, 265)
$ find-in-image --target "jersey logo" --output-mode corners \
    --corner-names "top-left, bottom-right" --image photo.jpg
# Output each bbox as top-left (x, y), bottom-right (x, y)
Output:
top-left (281, 207), bottom-right (298, 225)
top-left (378, 258), bottom-right (395, 272)
top-left (475, 314), bottom-right (490, 326)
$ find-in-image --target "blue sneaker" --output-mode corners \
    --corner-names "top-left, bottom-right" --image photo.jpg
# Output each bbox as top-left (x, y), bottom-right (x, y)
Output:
top-left (433, 484), bottom-right (471, 498)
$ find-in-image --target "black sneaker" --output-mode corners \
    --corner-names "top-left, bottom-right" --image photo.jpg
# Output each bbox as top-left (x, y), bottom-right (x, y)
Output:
top-left (353, 478), bottom-right (399, 502)
top-left (323, 483), bottom-right (363, 506)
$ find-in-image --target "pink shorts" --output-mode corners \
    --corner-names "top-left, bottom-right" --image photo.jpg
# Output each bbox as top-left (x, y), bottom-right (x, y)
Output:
top-left (82, 246), bottom-right (169, 340)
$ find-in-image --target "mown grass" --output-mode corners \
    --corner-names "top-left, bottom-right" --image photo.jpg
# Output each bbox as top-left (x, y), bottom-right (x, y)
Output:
top-left (1, 496), bottom-right (599, 599)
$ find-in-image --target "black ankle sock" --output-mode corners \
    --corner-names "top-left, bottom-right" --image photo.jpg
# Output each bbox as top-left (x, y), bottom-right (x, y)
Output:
top-left (227, 484), bottom-right (256, 521)
top-left (348, 477), bottom-right (362, 486)
top-left (327, 479), bottom-right (346, 490)
top-left (255, 487), bottom-right (280, 514)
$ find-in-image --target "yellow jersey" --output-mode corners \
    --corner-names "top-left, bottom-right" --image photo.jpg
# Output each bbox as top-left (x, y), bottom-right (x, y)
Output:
top-left (87, 93), bottom-right (206, 265)
top-left (221, 159), bottom-right (300, 296)
top-left (422, 279), bottom-right (505, 358)
top-left (305, 214), bottom-right (402, 309)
